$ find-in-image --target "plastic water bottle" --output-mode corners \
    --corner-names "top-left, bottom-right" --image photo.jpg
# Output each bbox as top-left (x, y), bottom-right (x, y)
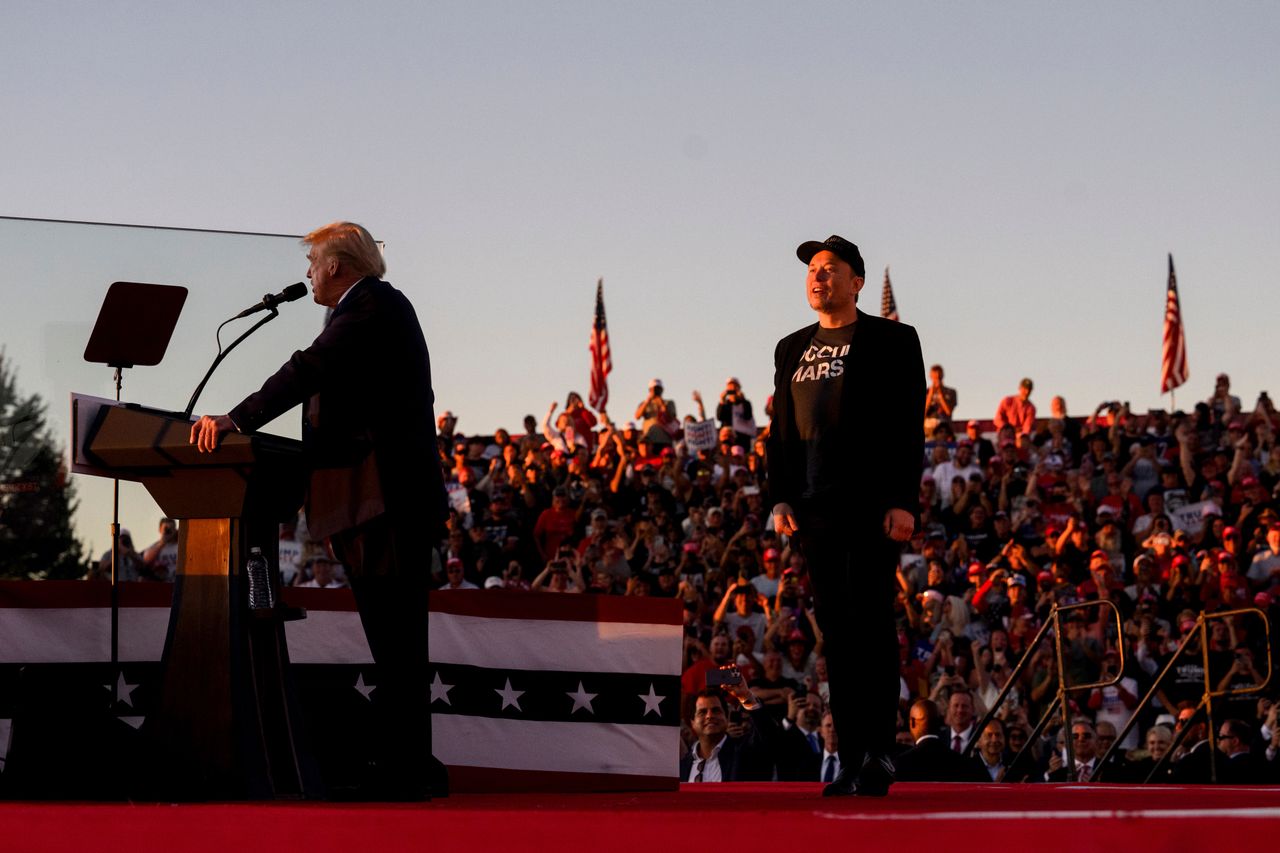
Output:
top-left (247, 546), bottom-right (273, 610)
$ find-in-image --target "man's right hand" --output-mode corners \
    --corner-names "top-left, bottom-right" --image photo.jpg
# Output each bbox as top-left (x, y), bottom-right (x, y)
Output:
top-left (772, 502), bottom-right (799, 536)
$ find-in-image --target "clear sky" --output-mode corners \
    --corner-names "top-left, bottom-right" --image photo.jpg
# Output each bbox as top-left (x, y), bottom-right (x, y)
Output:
top-left (1, 1), bottom-right (1277, 555)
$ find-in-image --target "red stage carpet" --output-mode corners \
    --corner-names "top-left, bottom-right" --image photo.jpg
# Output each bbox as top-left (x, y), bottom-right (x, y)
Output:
top-left (5, 783), bottom-right (1280, 852)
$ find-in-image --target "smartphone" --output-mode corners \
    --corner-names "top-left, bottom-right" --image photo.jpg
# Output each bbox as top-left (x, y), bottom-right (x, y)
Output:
top-left (706, 666), bottom-right (743, 688)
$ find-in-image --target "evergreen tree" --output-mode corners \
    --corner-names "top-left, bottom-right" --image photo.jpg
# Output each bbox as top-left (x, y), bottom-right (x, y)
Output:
top-left (0, 351), bottom-right (86, 579)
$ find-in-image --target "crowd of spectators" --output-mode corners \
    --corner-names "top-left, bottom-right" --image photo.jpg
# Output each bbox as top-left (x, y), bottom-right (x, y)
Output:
top-left (98, 370), bottom-right (1280, 783)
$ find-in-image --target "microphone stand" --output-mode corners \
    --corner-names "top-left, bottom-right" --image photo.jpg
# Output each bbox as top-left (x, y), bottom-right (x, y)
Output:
top-left (184, 309), bottom-right (280, 419)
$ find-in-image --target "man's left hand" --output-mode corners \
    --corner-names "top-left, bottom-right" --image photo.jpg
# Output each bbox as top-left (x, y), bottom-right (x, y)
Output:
top-left (883, 508), bottom-right (914, 542)
top-left (190, 414), bottom-right (235, 453)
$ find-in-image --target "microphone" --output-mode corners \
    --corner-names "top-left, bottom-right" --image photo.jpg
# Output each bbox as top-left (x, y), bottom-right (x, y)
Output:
top-left (233, 282), bottom-right (309, 319)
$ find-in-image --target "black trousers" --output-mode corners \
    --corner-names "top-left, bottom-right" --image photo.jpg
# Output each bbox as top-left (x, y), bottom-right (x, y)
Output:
top-left (795, 506), bottom-right (900, 770)
top-left (330, 514), bottom-right (433, 793)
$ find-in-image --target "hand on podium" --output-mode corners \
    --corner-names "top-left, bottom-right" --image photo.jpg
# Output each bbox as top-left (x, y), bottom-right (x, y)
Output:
top-left (191, 414), bottom-right (235, 453)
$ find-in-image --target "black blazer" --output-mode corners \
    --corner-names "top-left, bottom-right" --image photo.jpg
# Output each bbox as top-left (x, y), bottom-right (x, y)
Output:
top-left (893, 735), bottom-right (985, 782)
top-left (766, 310), bottom-right (925, 521)
top-left (229, 277), bottom-right (448, 541)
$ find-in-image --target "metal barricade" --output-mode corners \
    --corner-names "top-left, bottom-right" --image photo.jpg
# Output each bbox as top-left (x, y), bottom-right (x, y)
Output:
top-left (965, 599), bottom-right (1125, 782)
top-left (1094, 606), bottom-right (1271, 784)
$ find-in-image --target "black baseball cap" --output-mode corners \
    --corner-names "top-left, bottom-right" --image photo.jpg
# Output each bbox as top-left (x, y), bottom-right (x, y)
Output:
top-left (796, 235), bottom-right (866, 278)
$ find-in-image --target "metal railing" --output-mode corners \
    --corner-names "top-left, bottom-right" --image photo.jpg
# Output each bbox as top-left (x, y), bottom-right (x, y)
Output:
top-left (1093, 606), bottom-right (1271, 783)
top-left (965, 599), bottom-right (1125, 782)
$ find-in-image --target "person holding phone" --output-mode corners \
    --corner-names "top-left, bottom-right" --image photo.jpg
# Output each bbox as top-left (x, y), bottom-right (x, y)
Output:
top-left (680, 667), bottom-right (782, 782)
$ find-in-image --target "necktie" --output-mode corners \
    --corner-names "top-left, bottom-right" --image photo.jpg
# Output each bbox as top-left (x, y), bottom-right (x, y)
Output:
top-left (693, 757), bottom-right (705, 783)
top-left (808, 732), bottom-right (820, 753)
top-left (953, 734), bottom-right (963, 752)
top-left (822, 755), bottom-right (837, 783)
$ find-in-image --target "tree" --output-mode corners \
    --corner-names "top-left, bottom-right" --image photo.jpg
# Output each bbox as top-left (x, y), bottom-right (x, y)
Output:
top-left (0, 351), bottom-right (86, 579)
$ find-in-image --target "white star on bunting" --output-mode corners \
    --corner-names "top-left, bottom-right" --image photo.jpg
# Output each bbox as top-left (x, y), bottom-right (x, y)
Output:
top-left (431, 672), bottom-right (454, 706)
top-left (566, 681), bottom-right (598, 715)
top-left (638, 683), bottom-right (665, 717)
top-left (103, 671), bottom-right (139, 708)
top-left (353, 673), bottom-right (375, 702)
top-left (495, 677), bottom-right (524, 712)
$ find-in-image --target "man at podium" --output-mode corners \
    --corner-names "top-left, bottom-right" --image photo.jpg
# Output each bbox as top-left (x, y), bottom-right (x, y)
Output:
top-left (191, 220), bottom-right (448, 800)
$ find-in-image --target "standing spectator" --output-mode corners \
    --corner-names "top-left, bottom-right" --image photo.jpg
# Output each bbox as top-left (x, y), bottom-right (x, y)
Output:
top-left (994, 378), bottom-right (1037, 437)
top-left (817, 711), bottom-right (842, 783)
top-left (141, 517), bottom-right (179, 582)
top-left (714, 583), bottom-right (770, 652)
top-left (1047, 719), bottom-right (1101, 781)
top-left (769, 234), bottom-right (925, 798)
top-left (680, 683), bottom-right (780, 783)
top-left (533, 487), bottom-right (577, 561)
top-left (300, 556), bottom-right (348, 589)
top-left (437, 557), bottom-right (479, 590)
top-left (923, 364), bottom-right (958, 436)
top-left (944, 690), bottom-right (979, 754)
top-left (636, 379), bottom-right (679, 447)
top-left (931, 440), bottom-right (982, 510)
top-left (975, 718), bottom-right (1008, 781)
top-left (1087, 650), bottom-right (1140, 749)
top-left (1207, 373), bottom-right (1242, 429)
top-left (894, 698), bottom-right (982, 781)
top-left (1247, 521), bottom-right (1280, 588)
top-left (563, 392), bottom-right (599, 450)
top-left (1217, 718), bottom-right (1264, 783)
top-left (277, 517), bottom-right (305, 587)
top-left (94, 530), bottom-right (145, 582)
top-left (965, 420), bottom-right (997, 467)
top-left (716, 377), bottom-right (757, 447)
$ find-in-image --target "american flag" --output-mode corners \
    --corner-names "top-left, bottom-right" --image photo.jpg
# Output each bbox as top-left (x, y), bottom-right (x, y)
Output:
top-left (881, 266), bottom-right (899, 321)
top-left (588, 279), bottom-right (612, 410)
top-left (1161, 253), bottom-right (1188, 394)
top-left (429, 591), bottom-right (682, 792)
top-left (0, 581), bottom-right (683, 793)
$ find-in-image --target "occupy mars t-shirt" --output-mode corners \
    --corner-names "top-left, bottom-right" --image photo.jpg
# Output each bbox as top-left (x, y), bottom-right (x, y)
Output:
top-left (790, 322), bottom-right (856, 500)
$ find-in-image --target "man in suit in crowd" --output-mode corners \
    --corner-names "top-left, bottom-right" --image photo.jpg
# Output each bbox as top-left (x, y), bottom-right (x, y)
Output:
top-left (192, 221), bottom-right (448, 800)
top-left (974, 718), bottom-right (1009, 781)
top-left (895, 699), bottom-right (984, 782)
top-left (1047, 719), bottom-right (1101, 782)
top-left (945, 690), bottom-right (980, 754)
top-left (768, 234), bottom-right (925, 797)
top-left (680, 680), bottom-right (783, 783)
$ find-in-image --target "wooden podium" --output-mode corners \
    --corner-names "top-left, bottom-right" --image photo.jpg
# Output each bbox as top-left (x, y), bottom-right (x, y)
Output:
top-left (71, 394), bottom-right (322, 799)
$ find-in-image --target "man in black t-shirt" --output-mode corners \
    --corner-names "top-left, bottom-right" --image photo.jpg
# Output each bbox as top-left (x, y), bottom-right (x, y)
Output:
top-left (767, 234), bottom-right (925, 797)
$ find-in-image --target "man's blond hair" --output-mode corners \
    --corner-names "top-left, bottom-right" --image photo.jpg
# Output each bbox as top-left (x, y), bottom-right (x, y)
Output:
top-left (303, 221), bottom-right (386, 278)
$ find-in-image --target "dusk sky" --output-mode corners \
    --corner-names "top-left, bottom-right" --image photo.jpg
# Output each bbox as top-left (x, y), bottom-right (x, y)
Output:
top-left (1, 1), bottom-right (1276, 554)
